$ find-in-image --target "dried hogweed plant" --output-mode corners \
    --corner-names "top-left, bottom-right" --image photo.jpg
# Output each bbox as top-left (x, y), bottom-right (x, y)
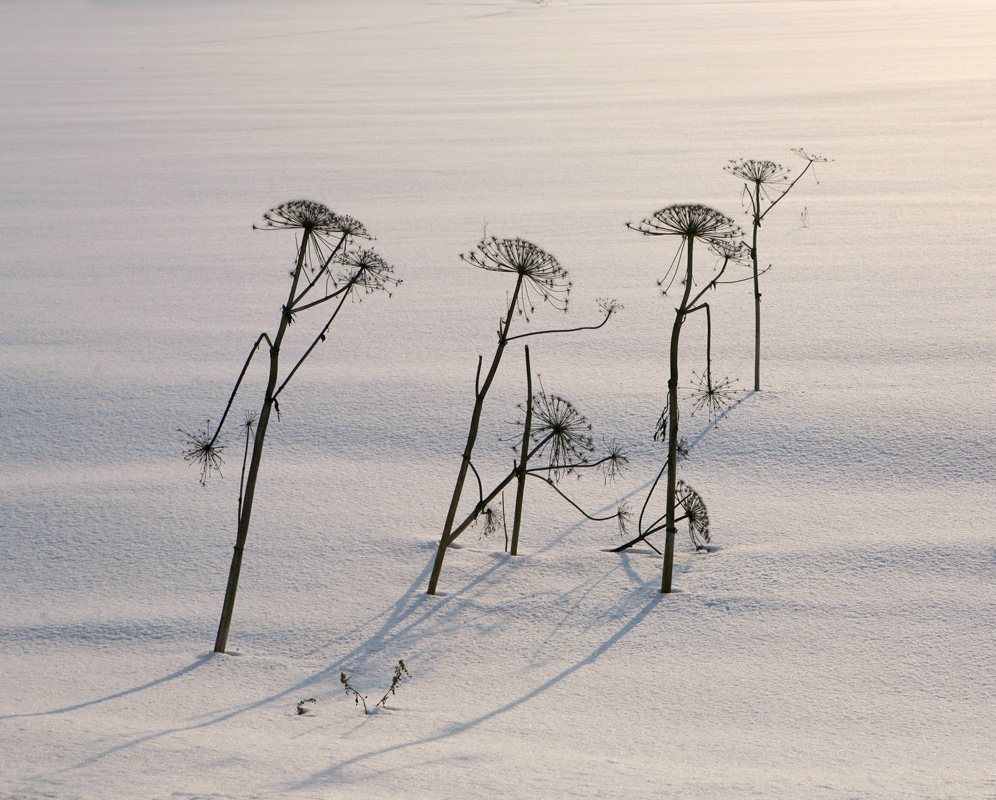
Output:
top-left (725, 149), bottom-right (831, 390)
top-left (181, 200), bottom-right (399, 654)
top-left (627, 204), bottom-right (740, 592)
top-left (426, 237), bottom-right (619, 595)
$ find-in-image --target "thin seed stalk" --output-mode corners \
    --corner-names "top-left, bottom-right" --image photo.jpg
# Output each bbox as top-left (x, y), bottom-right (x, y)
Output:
top-left (214, 228), bottom-right (311, 653)
top-left (752, 181), bottom-right (762, 392)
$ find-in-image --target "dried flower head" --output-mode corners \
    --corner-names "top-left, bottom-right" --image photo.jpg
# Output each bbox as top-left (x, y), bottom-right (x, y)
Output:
top-left (709, 237), bottom-right (751, 264)
top-left (724, 159), bottom-right (790, 186)
top-left (628, 204), bottom-right (741, 247)
top-left (476, 504), bottom-right (504, 539)
top-left (675, 480), bottom-right (709, 550)
top-left (241, 410), bottom-right (258, 436)
top-left (597, 297), bottom-right (623, 317)
top-left (615, 501), bottom-right (632, 536)
top-left (791, 148), bottom-right (831, 165)
top-left (599, 437), bottom-right (629, 484)
top-left (258, 200), bottom-right (370, 239)
top-left (461, 237), bottom-right (571, 317)
top-left (528, 392), bottom-right (594, 480)
top-left (688, 372), bottom-right (742, 420)
top-left (180, 422), bottom-right (224, 485)
top-left (335, 248), bottom-right (400, 296)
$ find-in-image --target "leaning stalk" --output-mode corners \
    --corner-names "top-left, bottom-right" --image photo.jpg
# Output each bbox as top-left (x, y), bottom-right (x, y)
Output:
top-left (427, 274), bottom-right (524, 595)
top-left (214, 229), bottom-right (311, 653)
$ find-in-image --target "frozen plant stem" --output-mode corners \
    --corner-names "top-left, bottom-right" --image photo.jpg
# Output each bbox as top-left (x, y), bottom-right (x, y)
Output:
top-left (510, 345), bottom-right (533, 556)
top-left (628, 204), bottom-right (739, 593)
top-left (726, 150), bottom-right (830, 391)
top-left (182, 201), bottom-right (397, 654)
top-left (427, 237), bottom-right (615, 595)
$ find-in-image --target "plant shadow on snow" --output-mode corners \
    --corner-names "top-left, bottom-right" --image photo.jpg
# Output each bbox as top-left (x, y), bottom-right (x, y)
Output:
top-left (0, 652), bottom-right (217, 721)
top-left (5, 395), bottom-right (753, 783)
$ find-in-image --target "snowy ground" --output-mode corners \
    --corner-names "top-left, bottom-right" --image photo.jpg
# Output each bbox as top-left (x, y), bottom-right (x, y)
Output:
top-left (1, 0), bottom-right (994, 797)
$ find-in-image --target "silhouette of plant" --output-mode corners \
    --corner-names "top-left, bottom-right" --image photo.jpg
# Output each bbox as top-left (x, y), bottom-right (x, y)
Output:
top-left (376, 659), bottom-right (411, 710)
top-left (627, 204), bottom-right (740, 592)
top-left (426, 237), bottom-right (618, 595)
top-left (725, 149), bottom-right (831, 390)
top-left (340, 660), bottom-right (411, 715)
top-left (612, 479), bottom-right (709, 554)
top-left (340, 672), bottom-right (369, 714)
top-left (296, 697), bottom-right (316, 715)
top-left (182, 200), bottom-right (398, 653)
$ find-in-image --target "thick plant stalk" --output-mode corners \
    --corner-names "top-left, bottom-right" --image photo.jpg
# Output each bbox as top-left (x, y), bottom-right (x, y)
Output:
top-left (662, 237), bottom-right (695, 594)
top-left (426, 275), bottom-right (524, 595)
top-left (214, 230), bottom-right (311, 653)
top-left (751, 181), bottom-right (762, 392)
top-left (510, 345), bottom-right (533, 556)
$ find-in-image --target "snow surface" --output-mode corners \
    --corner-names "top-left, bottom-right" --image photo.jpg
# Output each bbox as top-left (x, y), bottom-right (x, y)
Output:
top-left (1, 0), bottom-right (994, 797)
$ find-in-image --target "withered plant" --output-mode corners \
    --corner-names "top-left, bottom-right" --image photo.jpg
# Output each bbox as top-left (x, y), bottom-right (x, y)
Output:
top-left (627, 204), bottom-right (740, 592)
top-left (725, 149), bottom-right (830, 390)
top-left (340, 660), bottom-right (411, 715)
top-left (425, 236), bottom-right (619, 595)
top-left (442, 371), bottom-right (627, 565)
top-left (182, 200), bottom-right (398, 653)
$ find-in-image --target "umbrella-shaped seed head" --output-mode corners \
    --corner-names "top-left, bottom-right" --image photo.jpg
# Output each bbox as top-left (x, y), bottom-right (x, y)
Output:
top-left (709, 237), bottom-right (751, 264)
top-left (724, 159), bottom-right (790, 185)
top-left (461, 236), bottom-right (571, 316)
top-left (335, 248), bottom-right (400, 295)
top-left (528, 391), bottom-right (594, 480)
top-left (258, 200), bottom-right (370, 239)
top-left (628, 204), bottom-right (741, 247)
top-left (675, 479), bottom-right (710, 550)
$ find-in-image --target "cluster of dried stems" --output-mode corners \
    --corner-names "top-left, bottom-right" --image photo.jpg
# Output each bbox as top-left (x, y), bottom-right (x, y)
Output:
top-left (184, 147), bottom-right (828, 650)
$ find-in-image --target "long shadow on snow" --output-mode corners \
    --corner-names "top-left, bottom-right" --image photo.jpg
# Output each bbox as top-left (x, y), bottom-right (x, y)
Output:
top-left (25, 552), bottom-right (520, 780)
top-left (0, 653), bottom-right (215, 720)
top-left (23, 394), bottom-right (752, 776)
top-left (290, 584), bottom-right (666, 792)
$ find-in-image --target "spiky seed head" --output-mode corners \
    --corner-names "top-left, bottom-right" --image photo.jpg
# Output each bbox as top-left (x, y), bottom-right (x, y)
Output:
top-left (461, 237), bottom-right (571, 316)
top-left (724, 159), bottom-right (790, 185)
top-left (675, 480), bottom-right (710, 550)
top-left (688, 372), bottom-right (742, 420)
top-left (528, 392), bottom-right (594, 480)
top-left (180, 423), bottom-right (224, 486)
top-left (335, 248), bottom-right (400, 295)
top-left (257, 200), bottom-right (370, 239)
top-left (476, 504), bottom-right (503, 539)
top-left (616, 501), bottom-right (632, 536)
top-left (597, 297), bottom-right (623, 317)
top-left (791, 148), bottom-right (832, 164)
top-left (709, 237), bottom-right (751, 264)
top-left (599, 437), bottom-right (629, 484)
top-left (241, 410), bottom-right (258, 436)
top-left (628, 204), bottom-right (741, 247)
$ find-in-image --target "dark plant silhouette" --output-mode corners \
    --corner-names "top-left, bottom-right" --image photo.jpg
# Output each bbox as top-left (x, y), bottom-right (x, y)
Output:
top-left (426, 237), bottom-right (618, 595)
top-left (725, 149), bottom-right (831, 390)
top-left (611, 479), bottom-right (710, 554)
top-left (432, 367), bottom-right (627, 590)
top-left (296, 697), bottom-right (316, 715)
top-left (340, 672), bottom-right (369, 714)
top-left (376, 659), bottom-right (411, 710)
top-left (628, 204), bottom-right (740, 592)
top-left (182, 200), bottom-right (398, 653)
top-left (340, 660), bottom-right (411, 715)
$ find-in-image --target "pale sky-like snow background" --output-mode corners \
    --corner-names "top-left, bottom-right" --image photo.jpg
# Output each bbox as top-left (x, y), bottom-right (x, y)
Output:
top-left (1, 0), bottom-right (994, 798)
